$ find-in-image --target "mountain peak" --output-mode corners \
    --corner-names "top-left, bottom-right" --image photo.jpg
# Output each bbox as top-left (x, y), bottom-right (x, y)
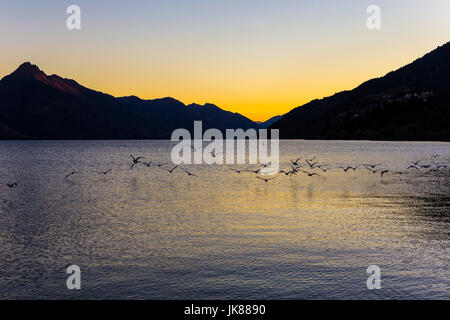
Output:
top-left (14, 62), bottom-right (44, 76)
top-left (188, 103), bottom-right (221, 110)
top-left (1, 62), bottom-right (83, 95)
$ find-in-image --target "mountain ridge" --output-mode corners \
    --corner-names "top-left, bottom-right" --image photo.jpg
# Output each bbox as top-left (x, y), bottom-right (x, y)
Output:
top-left (0, 63), bottom-right (260, 139)
top-left (270, 42), bottom-right (450, 141)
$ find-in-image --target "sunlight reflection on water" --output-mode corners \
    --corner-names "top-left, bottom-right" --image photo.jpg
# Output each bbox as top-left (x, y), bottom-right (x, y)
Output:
top-left (0, 140), bottom-right (448, 299)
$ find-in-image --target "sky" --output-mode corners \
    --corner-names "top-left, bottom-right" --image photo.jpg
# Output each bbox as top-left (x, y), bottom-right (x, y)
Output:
top-left (1, 0), bottom-right (449, 121)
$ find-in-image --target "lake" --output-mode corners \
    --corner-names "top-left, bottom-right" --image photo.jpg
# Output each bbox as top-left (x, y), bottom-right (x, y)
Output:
top-left (0, 140), bottom-right (448, 299)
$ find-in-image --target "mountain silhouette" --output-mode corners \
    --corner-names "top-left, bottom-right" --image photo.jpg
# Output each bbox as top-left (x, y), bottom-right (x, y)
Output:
top-left (271, 42), bottom-right (450, 141)
top-left (0, 63), bottom-right (259, 139)
top-left (259, 115), bottom-right (284, 128)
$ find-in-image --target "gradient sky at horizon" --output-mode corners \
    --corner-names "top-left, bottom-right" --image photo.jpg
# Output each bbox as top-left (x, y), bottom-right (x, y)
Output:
top-left (1, 0), bottom-right (449, 121)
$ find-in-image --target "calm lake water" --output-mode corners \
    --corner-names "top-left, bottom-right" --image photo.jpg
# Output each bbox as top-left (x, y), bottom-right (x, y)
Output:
top-left (0, 140), bottom-right (448, 299)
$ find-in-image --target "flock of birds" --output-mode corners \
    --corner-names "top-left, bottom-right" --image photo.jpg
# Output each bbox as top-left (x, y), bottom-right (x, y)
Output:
top-left (60, 155), bottom-right (199, 181)
top-left (3, 153), bottom-right (449, 188)
top-left (227, 154), bottom-right (449, 183)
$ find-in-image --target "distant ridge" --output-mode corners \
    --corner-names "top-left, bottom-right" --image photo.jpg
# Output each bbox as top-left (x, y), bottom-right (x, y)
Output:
top-left (271, 42), bottom-right (450, 141)
top-left (0, 63), bottom-right (260, 139)
top-left (259, 115), bottom-right (283, 128)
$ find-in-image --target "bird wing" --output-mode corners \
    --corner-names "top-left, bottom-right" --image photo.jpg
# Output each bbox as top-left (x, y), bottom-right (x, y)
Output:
top-left (181, 167), bottom-right (189, 174)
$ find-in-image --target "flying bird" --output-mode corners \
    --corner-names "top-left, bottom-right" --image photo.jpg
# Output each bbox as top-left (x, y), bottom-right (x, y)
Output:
top-left (130, 155), bottom-right (145, 169)
top-left (261, 161), bottom-right (272, 168)
top-left (363, 163), bottom-right (381, 169)
top-left (305, 160), bottom-right (318, 168)
top-left (6, 183), bottom-right (18, 188)
top-left (65, 171), bottom-right (80, 178)
top-left (257, 176), bottom-right (278, 183)
top-left (338, 166), bottom-right (359, 172)
top-left (288, 164), bottom-right (301, 175)
top-left (244, 168), bottom-right (262, 174)
top-left (302, 171), bottom-right (320, 177)
top-left (181, 167), bottom-right (198, 177)
top-left (317, 165), bottom-right (330, 172)
top-left (162, 166), bottom-right (178, 173)
top-left (366, 167), bottom-right (381, 174)
top-left (153, 163), bottom-right (167, 168)
top-left (279, 169), bottom-right (292, 176)
top-left (380, 170), bottom-right (390, 177)
top-left (289, 157), bottom-right (302, 166)
top-left (208, 150), bottom-right (223, 158)
top-left (98, 169), bottom-right (112, 175)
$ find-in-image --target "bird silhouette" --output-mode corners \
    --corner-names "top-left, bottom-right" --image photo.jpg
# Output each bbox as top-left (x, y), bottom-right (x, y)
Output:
top-left (366, 167), bottom-right (381, 174)
top-left (181, 167), bottom-right (198, 177)
top-left (154, 163), bottom-right (167, 168)
top-left (6, 183), bottom-right (18, 188)
top-left (279, 169), bottom-right (292, 176)
top-left (65, 171), bottom-right (80, 178)
top-left (98, 169), bottom-right (112, 175)
top-left (305, 160), bottom-right (318, 168)
top-left (289, 157), bottom-right (302, 166)
top-left (261, 161), bottom-right (272, 168)
top-left (162, 166), bottom-right (178, 173)
top-left (288, 164), bottom-right (301, 175)
top-left (363, 163), bottom-right (381, 169)
top-left (212, 151), bottom-right (223, 158)
top-left (229, 168), bottom-right (244, 174)
top-left (338, 166), bottom-right (359, 172)
top-left (302, 171), bottom-right (320, 177)
top-left (130, 155), bottom-right (145, 169)
top-left (257, 176), bottom-right (278, 183)
top-left (380, 170), bottom-right (390, 177)
top-left (244, 168), bottom-right (262, 174)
